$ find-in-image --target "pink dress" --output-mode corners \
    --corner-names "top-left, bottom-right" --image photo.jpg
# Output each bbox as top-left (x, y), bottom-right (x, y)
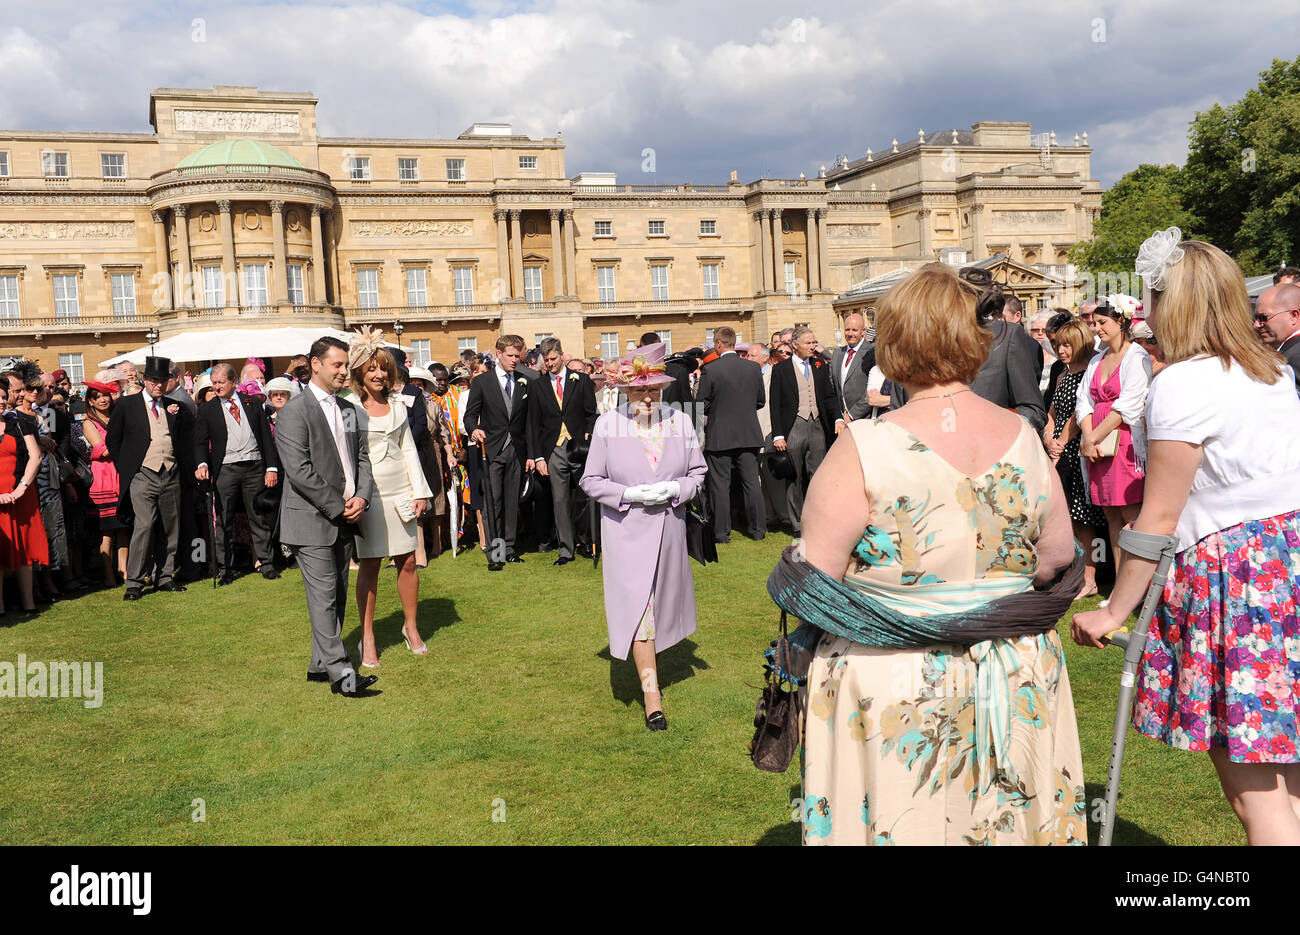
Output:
top-left (1087, 362), bottom-right (1144, 506)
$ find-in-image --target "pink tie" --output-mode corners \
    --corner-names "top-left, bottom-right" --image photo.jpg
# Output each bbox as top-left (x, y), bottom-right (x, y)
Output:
top-left (846, 347), bottom-right (856, 367)
top-left (151, 400), bottom-right (160, 420)
top-left (555, 375), bottom-right (564, 402)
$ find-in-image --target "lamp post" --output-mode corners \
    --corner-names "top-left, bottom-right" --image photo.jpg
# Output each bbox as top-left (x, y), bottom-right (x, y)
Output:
top-left (393, 320), bottom-right (404, 342)
top-left (146, 326), bottom-right (158, 353)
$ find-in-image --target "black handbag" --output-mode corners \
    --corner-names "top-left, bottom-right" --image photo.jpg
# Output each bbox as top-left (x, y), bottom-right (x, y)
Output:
top-left (685, 495), bottom-right (717, 566)
top-left (749, 611), bottom-right (812, 774)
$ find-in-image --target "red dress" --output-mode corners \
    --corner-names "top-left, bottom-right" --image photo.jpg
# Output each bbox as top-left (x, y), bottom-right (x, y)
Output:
top-left (0, 427), bottom-right (50, 570)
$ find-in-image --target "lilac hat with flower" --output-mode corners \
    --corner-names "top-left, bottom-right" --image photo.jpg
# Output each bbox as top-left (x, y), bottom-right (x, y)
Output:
top-left (603, 342), bottom-right (675, 388)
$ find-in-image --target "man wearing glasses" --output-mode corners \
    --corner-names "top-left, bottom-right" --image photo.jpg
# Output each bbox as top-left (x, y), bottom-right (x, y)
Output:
top-left (1255, 283), bottom-right (1300, 393)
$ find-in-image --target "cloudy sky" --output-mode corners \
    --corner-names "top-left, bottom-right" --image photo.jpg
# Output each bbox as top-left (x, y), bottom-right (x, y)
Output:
top-left (1, 0), bottom-right (1297, 186)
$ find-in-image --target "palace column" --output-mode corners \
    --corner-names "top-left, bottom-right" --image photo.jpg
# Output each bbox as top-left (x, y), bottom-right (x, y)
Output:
top-left (816, 208), bottom-right (829, 292)
top-left (918, 207), bottom-right (932, 259)
top-left (549, 209), bottom-right (564, 299)
top-left (151, 210), bottom-right (172, 309)
top-left (970, 204), bottom-right (985, 258)
top-left (805, 207), bottom-right (820, 291)
top-left (561, 208), bottom-right (577, 296)
top-left (217, 200), bottom-right (237, 308)
top-left (509, 209), bottom-right (525, 300)
top-left (173, 204), bottom-right (192, 306)
top-left (270, 200), bottom-right (289, 305)
top-left (757, 210), bottom-right (772, 294)
top-left (771, 208), bottom-right (785, 293)
top-left (310, 205), bottom-right (328, 306)
top-left (562, 208), bottom-right (577, 297)
top-left (494, 210), bottom-right (510, 301)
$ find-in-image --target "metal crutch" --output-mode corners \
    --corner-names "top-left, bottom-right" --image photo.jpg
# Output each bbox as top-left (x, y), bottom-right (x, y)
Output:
top-left (1096, 527), bottom-right (1179, 846)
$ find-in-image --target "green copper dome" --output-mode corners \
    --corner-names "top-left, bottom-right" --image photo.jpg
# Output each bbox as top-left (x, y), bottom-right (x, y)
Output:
top-left (176, 139), bottom-right (303, 169)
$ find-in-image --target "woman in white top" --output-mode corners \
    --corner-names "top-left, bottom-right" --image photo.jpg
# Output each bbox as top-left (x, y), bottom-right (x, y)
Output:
top-left (348, 332), bottom-right (433, 666)
top-left (1074, 233), bottom-right (1300, 845)
top-left (1076, 295), bottom-right (1153, 577)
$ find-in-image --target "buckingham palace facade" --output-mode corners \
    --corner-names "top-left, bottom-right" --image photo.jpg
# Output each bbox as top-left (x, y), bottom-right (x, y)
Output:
top-left (0, 85), bottom-right (1102, 380)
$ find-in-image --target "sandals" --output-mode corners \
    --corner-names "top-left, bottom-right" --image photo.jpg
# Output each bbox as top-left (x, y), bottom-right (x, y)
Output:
top-left (1075, 584), bottom-right (1099, 600)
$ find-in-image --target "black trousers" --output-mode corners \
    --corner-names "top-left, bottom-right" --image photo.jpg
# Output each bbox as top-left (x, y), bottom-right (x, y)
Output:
top-left (484, 444), bottom-right (522, 560)
top-left (213, 458), bottom-right (275, 574)
top-left (705, 447), bottom-right (765, 541)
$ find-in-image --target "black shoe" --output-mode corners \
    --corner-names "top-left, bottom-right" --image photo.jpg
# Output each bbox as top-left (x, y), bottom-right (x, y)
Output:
top-left (646, 711), bottom-right (668, 732)
top-left (331, 673), bottom-right (378, 697)
top-left (217, 572), bottom-right (235, 586)
top-left (306, 671), bottom-right (330, 683)
top-left (488, 561), bottom-right (504, 571)
top-left (575, 545), bottom-right (594, 559)
top-left (505, 555), bottom-right (525, 564)
top-left (123, 588), bottom-right (142, 601)
top-left (260, 567), bottom-right (281, 580)
top-left (155, 582), bottom-right (187, 593)
top-left (553, 556), bottom-right (572, 566)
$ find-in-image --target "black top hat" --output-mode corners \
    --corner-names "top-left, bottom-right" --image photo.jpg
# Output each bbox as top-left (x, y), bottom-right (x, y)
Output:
top-left (142, 356), bottom-right (171, 383)
top-left (766, 447), bottom-right (796, 481)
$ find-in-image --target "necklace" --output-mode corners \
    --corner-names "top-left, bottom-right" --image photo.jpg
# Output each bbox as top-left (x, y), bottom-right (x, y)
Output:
top-left (909, 388), bottom-right (972, 403)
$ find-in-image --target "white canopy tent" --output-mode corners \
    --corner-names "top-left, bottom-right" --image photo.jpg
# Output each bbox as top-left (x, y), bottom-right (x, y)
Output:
top-left (100, 326), bottom-right (410, 367)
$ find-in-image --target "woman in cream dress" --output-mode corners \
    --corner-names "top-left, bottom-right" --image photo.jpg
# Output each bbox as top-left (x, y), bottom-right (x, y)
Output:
top-left (349, 330), bottom-right (433, 666)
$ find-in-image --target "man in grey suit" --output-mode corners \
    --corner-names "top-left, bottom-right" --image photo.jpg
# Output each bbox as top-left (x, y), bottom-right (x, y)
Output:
top-left (696, 326), bottom-right (766, 542)
top-left (275, 336), bottom-right (377, 697)
top-left (830, 312), bottom-right (874, 433)
top-left (1256, 283), bottom-right (1300, 394)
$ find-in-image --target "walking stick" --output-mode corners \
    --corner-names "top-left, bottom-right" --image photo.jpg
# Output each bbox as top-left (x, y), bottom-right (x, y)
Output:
top-left (203, 481), bottom-right (219, 589)
top-left (1096, 527), bottom-right (1179, 846)
top-left (479, 444), bottom-right (498, 562)
top-left (590, 498), bottom-right (600, 569)
top-left (447, 471), bottom-right (460, 560)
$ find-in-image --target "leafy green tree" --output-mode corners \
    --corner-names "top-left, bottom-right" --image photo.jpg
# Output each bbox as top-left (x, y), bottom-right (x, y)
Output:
top-left (1070, 164), bottom-right (1198, 274)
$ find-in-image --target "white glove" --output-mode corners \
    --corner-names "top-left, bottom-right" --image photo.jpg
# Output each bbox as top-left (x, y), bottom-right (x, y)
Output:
top-left (643, 481), bottom-right (680, 506)
top-left (622, 484), bottom-right (653, 504)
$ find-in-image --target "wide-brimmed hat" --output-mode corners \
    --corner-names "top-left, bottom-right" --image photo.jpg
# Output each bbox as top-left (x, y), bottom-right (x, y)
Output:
top-left (264, 376), bottom-right (298, 396)
top-left (408, 366), bottom-right (435, 386)
top-left (83, 380), bottom-right (118, 397)
top-left (604, 342), bottom-right (675, 389)
top-left (142, 355), bottom-right (171, 383)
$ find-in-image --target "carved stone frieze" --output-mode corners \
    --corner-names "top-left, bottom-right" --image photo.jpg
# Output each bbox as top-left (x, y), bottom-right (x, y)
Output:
top-left (173, 110), bottom-right (301, 134)
top-left (0, 220), bottom-right (136, 240)
top-left (827, 224), bottom-right (883, 240)
top-left (990, 209), bottom-right (1067, 230)
top-left (349, 219), bottom-right (474, 238)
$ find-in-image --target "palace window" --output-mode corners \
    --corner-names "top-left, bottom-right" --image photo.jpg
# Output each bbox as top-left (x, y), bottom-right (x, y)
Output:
top-left (593, 220), bottom-right (612, 238)
top-left (651, 263), bottom-right (669, 302)
top-left (518, 155), bottom-right (538, 170)
top-left (409, 339), bottom-right (431, 368)
top-left (100, 153), bottom-right (126, 179)
top-left (405, 267), bottom-right (428, 307)
top-left (287, 264), bottom-right (306, 305)
top-left (699, 219), bottom-right (717, 236)
top-left (53, 274), bottom-right (79, 319)
top-left (446, 158), bottom-right (466, 182)
top-left (458, 337), bottom-right (478, 354)
top-left (42, 152), bottom-right (70, 178)
top-left (0, 275), bottom-right (19, 319)
top-left (110, 272), bottom-right (137, 319)
top-left (600, 332), bottom-right (620, 360)
top-left (243, 263), bottom-right (269, 309)
top-left (398, 158), bottom-right (419, 181)
top-left (784, 260), bottom-right (798, 296)
top-left (534, 332), bottom-right (553, 345)
top-left (705, 328), bottom-right (714, 346)
top-left (356, 268), bottom-right (379, 308)
top-left (0, 152), bottom-right (9, 177)
top-left (656, 330), bottom-right (672, 353)
top-left (523, 266), bottom-right (543, 303)
top-left (702, 263), bottom-right (720, 299)
top-left (58, 353), bottom-right (84, 389)
top-left (347, 156), bottom-right (371, 181)
top-left (452, 266), bottom-right (474, 305)
top-left (596, 265), bottom-right (616, 303)
top-left (202, 265), bottom-right (225, 308)
top-left (647, 220), bottom-right (666, 237)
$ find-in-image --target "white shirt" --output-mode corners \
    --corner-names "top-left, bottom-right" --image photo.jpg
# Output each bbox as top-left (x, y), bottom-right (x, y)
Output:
top-left (309, 381), bottom-right (355, 501)
top-left (1147, 356), bottom-right (1300, 552)
top-left (839, 339), bottom-right (866, 386)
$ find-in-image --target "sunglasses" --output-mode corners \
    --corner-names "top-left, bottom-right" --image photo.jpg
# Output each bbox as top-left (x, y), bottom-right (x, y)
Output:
top-left (1253, 308), bottom-right (1297, 325)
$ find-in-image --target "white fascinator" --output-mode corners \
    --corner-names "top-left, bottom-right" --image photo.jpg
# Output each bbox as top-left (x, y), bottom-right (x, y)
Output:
top-left (1135, 227), bottom-right (1185, 292)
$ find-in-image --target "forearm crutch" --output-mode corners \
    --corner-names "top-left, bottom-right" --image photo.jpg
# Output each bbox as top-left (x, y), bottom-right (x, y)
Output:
top-left (1097, 527), bottom-right (1179, 846)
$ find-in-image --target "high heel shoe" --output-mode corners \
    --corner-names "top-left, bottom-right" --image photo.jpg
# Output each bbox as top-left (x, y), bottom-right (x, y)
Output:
top-left (357, 640), bottom-right (380, 668)
top-left (401, 627), bottom-right (429, 656)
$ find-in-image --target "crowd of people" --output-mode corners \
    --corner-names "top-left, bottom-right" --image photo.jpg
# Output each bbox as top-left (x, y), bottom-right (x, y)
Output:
top-left (2, 233), bottom-right (1298, 844)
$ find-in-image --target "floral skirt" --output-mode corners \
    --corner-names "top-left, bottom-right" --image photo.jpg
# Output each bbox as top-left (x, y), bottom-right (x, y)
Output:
top-left (1133, 509), bottom-right (1300, 763)
top-left (800, 630), bottom-right (1086, 845)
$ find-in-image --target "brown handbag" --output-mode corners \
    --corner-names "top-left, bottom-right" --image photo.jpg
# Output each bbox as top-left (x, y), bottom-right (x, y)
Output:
top-left (749, 611), bottom-right (810, 773)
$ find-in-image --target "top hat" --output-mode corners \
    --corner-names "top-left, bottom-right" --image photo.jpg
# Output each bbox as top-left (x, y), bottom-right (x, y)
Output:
top-left (142, 356), bottom-right (171, 383)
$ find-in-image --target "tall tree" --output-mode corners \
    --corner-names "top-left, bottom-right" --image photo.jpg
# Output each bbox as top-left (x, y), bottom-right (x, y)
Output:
top-left (1070, 164), bottom-right (1198, 274)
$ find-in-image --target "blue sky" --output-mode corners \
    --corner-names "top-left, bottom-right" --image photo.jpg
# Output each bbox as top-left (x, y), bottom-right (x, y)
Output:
top-left (1, 0), bottom-right (1297, 186)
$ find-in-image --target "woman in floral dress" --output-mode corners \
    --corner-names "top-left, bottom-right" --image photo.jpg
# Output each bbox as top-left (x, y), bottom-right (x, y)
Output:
top-left (798, 264), bottom-right (1085, 845)
top-left (1074, 233), bottom-right (1300, 844)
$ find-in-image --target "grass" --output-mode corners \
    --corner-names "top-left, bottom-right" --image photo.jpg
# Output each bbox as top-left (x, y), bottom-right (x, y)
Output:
top-left (0, 535), bottom-right (1242, 845)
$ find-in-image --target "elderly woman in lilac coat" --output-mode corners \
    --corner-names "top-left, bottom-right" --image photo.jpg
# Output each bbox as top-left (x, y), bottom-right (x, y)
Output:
top-left (580, 343), bottom-right (708, 731)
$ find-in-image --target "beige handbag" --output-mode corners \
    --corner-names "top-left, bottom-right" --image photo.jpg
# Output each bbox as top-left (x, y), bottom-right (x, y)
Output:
top-left (1095, 428), bottom-right (1119, 458)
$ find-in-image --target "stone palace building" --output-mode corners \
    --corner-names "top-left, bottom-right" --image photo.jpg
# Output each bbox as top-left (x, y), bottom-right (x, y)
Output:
top-left (0, 85), bottom-right (1101, 382)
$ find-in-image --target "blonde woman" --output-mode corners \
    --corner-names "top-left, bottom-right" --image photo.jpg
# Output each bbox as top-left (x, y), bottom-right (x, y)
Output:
top-left (1074, 231), bottom-right (1300, 844)
top-left (349, 329), bottom-right (433, 666)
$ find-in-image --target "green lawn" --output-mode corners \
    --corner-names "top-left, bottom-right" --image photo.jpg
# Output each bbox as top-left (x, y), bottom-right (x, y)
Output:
top-left (0, 536), bottom-right (1241, 845)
